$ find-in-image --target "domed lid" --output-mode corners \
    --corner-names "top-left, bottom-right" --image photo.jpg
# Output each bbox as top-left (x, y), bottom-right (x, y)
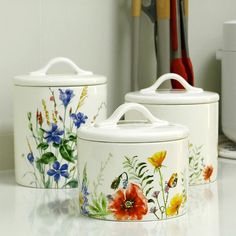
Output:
top-left (78, 103), bottom-right (189, 143)
top-left (14, 57), bottom-right (106, 87)
top-left (125, 73), bottom-right (219, 105)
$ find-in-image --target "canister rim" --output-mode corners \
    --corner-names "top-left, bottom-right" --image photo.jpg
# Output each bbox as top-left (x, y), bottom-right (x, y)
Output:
top-left (13, 74), bottom-right (107, 87)
top-left (125, 90), bottom-right (219, 105)
top-left (78, 120), bottom-right (189, 143)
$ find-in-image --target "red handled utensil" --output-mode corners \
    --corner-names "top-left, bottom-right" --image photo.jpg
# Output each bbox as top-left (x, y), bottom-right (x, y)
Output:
top-left (170, 0), bottom-right (188, 89)
top-left (180, 0), bottom-right (194, 86)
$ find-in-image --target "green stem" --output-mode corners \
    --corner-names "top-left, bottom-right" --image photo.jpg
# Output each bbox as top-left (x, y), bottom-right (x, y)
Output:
top-left (153, 212), bottom-right (160, 220)
top-left (157, 168), bottom-right (167, 217)
top-left (63, 107), bottom-right (67, 138)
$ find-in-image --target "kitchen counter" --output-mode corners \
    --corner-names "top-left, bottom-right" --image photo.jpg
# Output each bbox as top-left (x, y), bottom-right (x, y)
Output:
top-left (0, 158), bottom-right (235, 236)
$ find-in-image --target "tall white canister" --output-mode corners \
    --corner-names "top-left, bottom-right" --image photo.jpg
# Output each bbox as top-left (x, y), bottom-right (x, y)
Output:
top-left (125, 73), bottom-right (219, 185)
top-left (217, 20), bottom-right (236, 142)
top-left (13, 57), bottom-right (107, 188)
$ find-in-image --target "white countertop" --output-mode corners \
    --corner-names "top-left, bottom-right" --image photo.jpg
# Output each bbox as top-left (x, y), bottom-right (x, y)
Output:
top-left (0, 158), bottom-right (235, 236)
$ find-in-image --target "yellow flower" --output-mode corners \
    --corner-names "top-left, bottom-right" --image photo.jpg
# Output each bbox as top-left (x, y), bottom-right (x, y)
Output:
top-left (148, 151), bottom-right (167, 168)
top-left (166, 194), bottom-right (183, 216)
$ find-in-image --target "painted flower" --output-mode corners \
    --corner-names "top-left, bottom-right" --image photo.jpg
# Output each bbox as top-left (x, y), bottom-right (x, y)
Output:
top-left (148, 151), bottom-right (166, 168)
top-left (47, 161), bottom-right (69, 182)
top-left (79, 182), bottom-right (90, 216)
top-left (59, 89), bottom-right (74, 107)
top-left (70, 112), bottom-right (88, 128)
top-left (152, 191), bottom-right (160, 199)
top-left (203, 165), bottom-right (213, 182)
top-left (109, 183), bottom-right (148, 221)
top-left (27, 153), bottom-right (34, 164)
top-left (44, 123), bottom-right (64, 144)
top-left (166, 194), bottom-right (183, 216)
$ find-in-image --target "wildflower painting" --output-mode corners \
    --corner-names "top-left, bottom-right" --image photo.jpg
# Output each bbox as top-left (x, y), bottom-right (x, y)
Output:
top-left (189, 144), bottom-right (215, 185)
top-left (22, 86), bottom-right (105, 188)
top-left (79, 151), bottom-right (187, 221)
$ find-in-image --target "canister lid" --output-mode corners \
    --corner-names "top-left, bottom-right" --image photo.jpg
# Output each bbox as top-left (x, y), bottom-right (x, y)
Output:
top-left (125, 73), bottom-right (219, 105)
top-left (78, 103), bottom-right (189, 143)
top-left (14, 57), bottom-right (107, 87)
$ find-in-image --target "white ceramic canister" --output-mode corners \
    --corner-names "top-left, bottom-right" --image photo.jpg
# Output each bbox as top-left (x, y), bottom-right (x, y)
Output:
top-left (78, 103), bottom-right (189, 221)
top-left (217, 20), bottom-right (236, 142)
top-left (13, 57), bottom-right (107, 188)
top-left (125, 73), bottom-right (219, 186)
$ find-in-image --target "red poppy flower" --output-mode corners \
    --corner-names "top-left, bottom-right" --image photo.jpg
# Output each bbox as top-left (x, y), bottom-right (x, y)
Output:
top-left (109, 183), bottom-right (148, 221)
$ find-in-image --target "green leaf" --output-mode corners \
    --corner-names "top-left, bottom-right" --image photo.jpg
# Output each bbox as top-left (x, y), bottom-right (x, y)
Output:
top-left (59, 144), bottom-right (74, 163)
top-left (68, 133), bottom-right (77, 142)
top-left (148, 199), bottom-right (155, 203)
top-left (101, 194), bottom-right (107, 210)
top-left (37, 142), bottom-right (49, 150)
top-left (53, 142), bottom-right (60, 148)
top-left (37, 129), bottom-right (44, 139)
top-left (89, 205), bottom-right (100, 213)
top-left (138, 165), bottom-right (147, 177)
top-left (45, 179), bottom-right (51, 188)
top-left (37, 152), bottom-right (57, 164)
top-left (141, 175), bottom-right (153, 185)
top-left (65, 179), bottom-right (78, 188)
top-left (145, 187), bottom-right (153, 196)
top-left (36, 161), bottom-right (44, 174)
top-left (135, 162), bottom-right (146, 172)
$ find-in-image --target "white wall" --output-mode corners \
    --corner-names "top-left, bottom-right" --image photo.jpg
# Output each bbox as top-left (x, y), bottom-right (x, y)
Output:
top-left (0, 0), bottom-right (131, 170)
top-left (0, 0), bottom-right (236, 170)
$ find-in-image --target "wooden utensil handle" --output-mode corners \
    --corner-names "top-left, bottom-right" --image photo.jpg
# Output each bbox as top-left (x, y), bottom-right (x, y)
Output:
top-left (132, 0), bottom-right (141, 17)
top-left (156, 0), bottom-right (170, 20)
top-left (184, 0), bottom-right (188, 17)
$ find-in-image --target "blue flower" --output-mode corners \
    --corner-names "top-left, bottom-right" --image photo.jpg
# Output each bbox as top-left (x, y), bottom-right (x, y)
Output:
top-left (59, 89), bottom-right (74, 107)
top-left (80, 181), bottom-right (90, 215)
top-left (44, 123), bottom-right (64, 144)
top-left (47, 161), bottom-right (69, 182)
top-left (70, 112), bottom-right (88, 128)
top-left (27, 153), bottom-right (34, 164)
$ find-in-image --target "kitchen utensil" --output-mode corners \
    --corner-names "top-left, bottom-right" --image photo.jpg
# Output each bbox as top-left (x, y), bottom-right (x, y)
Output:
top-left (170, 0), bottom-right (188, 88)
top-left (13, 57), bottom-right (107, 188)
top-left (131, 0), bottom-right (142, 90)
top-left (180, 0), bottom-right (194, 86)
top-left (156, 0), bottom-right (171, 76)
top-left (125, 73), bottom-right (219, 186)
top-left (78, 103), bottom-right (189, 221)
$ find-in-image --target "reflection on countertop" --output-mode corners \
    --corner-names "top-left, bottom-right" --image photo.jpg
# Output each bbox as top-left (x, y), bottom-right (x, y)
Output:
top-left (0, 158), bottom-right (235, 236)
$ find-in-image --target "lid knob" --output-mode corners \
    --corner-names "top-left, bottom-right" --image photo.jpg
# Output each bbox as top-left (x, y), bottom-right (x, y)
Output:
top-left (141, 73), bottom-right (203, 94)
top-left (96, 103), bottom-right (169, 128)
top-left (30, 57), bottom-right (93, 76)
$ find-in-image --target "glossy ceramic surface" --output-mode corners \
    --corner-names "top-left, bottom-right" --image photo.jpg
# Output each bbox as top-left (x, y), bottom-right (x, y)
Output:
top-left (13, 58), bottom-right (107, 188)
top-left (78, 103), bottom-right (188, 221)
top-left (125, 74), bottom-right (219, 186)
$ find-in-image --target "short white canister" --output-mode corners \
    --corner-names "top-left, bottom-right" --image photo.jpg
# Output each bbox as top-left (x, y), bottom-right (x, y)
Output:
top-left (125, 73), bottom-right (219, 186)
top-left (78, 103), bottom-right (189, 221)
top-left (13, 57), bottom-right (107, 188)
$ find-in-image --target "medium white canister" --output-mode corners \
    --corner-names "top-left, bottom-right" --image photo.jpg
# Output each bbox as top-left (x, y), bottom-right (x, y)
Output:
top-left (125, 73), bottom-right (219, 186)
top-left (13, 57), bottom-right (107, 188)
top-left (78, 103), bottom-right (189, 221)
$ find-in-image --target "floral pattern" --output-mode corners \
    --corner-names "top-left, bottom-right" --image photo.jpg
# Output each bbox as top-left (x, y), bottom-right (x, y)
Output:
top-left (79, 151), bottom-right (187, 221)
top-left (189, 143), bottom-right (214, 185)
top-left (109, 183), bottom-right (148, 221)
top-left (22, 87), bottom-right (105, 188)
